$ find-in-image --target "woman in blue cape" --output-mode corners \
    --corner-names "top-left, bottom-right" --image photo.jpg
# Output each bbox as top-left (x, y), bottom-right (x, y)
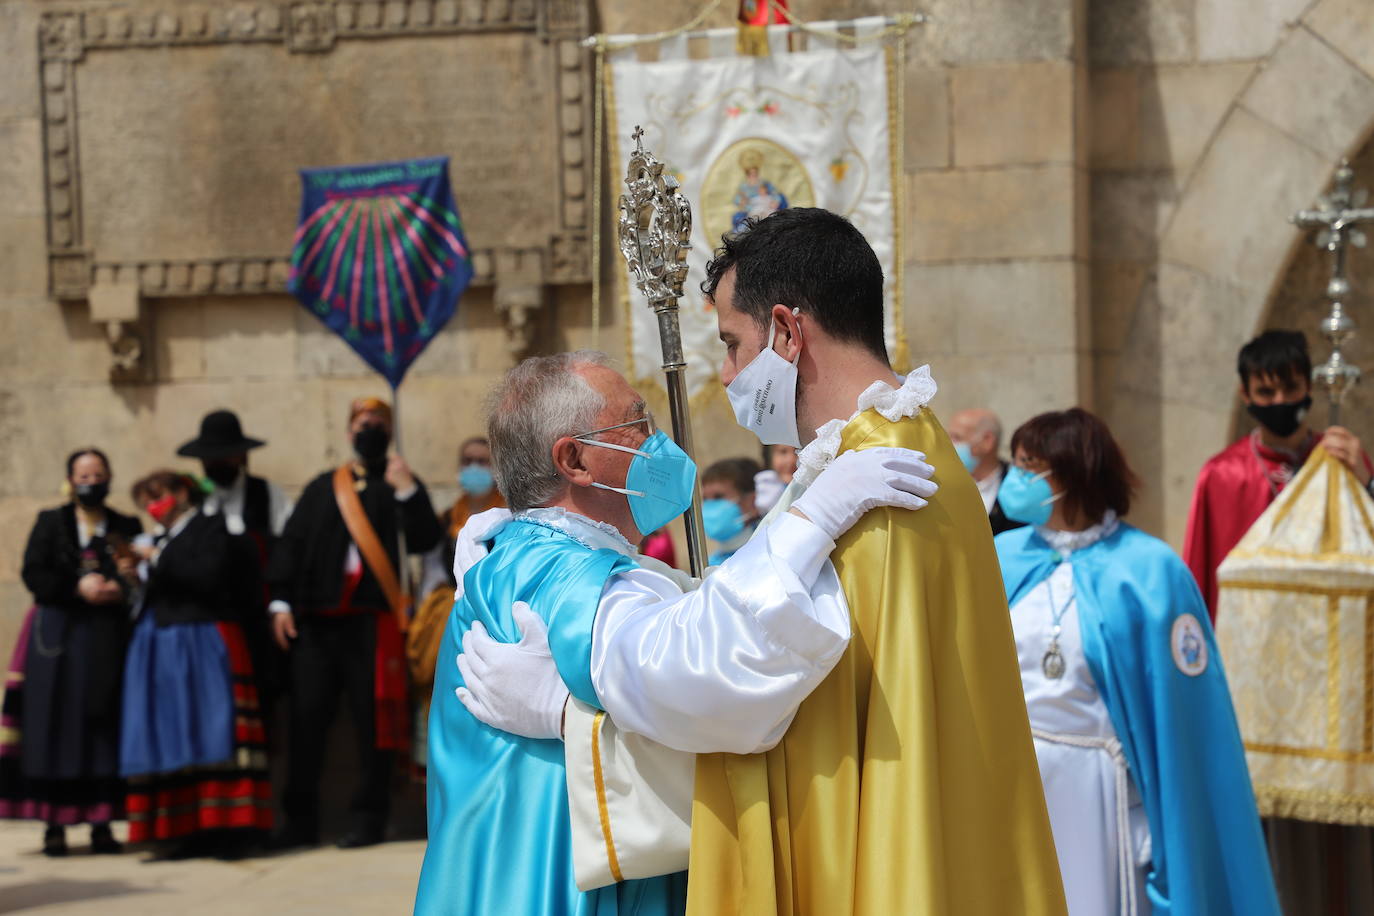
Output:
top-left (994, 408), bottom-right (1278, 915)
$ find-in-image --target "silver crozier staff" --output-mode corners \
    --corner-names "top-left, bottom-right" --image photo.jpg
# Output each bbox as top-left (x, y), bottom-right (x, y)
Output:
top-left (617, 126), bottom-right (708, 576)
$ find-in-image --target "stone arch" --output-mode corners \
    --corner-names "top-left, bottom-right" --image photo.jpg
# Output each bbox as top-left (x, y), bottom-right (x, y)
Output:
top-left (1103, 0), bottom-right (1374, 543)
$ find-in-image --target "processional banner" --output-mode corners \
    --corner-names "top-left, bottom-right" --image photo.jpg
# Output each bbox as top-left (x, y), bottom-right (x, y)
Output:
top-left (288, 156), bottom-right (473, 388)
top-left (1216, 447), bottom-right (1374, 826)
top-left (607, 21), bottom-right (906, 400)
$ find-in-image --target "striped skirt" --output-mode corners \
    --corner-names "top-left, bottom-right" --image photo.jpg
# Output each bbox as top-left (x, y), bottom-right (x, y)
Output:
top-left (121, 614), bottom-right (273, 843)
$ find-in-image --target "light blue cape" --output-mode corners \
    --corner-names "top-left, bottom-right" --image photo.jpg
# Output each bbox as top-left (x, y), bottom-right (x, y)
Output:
top-left (996, 522), bottom-right (1279, 915)
top-left (414, 518), bottom-right (688, 915)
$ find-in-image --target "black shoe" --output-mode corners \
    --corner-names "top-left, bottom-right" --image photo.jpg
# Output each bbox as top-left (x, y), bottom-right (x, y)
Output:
top-left (265, 826), bottom-right (318, 852)
top-left (90, 824), bottom-right (123, 854)
top-left (156, 835), bottom-right (212, 861)
top-left (42, 826), bottom-right (67, 857)
top-left (335, 829), bottom-right (384, 849)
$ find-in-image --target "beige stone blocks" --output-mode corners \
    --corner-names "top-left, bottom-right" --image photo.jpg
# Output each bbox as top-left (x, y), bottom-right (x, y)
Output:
top-left (1090, 63), bottom-right (1254, 179)
top-left (905, 67), bottom-right (950, 171)
top-left (901, 0), bottom-right (1075, 67)
top-left (907, 259), bottom-right (1081, 355)
top-left (1196, 0), bottom-right (1310, 62)
top-left (202, 296), bottom-right (298, 380)
top-left (908, 165), bottom-right (1077, 262)
top-left (951, 61), bottom-right (1076, 168)
top-left (1241, 26), bottom-right (1374, 161)
top-left (1307, 0), bottom-right (1374, 80)
top-left (1162, 108), bottom-right (1328, 293)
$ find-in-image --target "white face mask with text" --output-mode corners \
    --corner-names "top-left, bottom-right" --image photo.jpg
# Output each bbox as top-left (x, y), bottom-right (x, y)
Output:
top-left (725, 309), bottom-right (802, 448)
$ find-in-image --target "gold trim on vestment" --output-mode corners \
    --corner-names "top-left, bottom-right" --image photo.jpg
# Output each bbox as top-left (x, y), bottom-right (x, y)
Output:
top-left (590, 710), bottom-right (624, 883)
top-left (1254, 785), bottom-right (1374, 827)
top-left (1221, 580), bottom-right (1374, 598)
top-left (1365, 595), bottom-right (1374, 755)
top-left (1245, 741), bottom-right (1374, 763)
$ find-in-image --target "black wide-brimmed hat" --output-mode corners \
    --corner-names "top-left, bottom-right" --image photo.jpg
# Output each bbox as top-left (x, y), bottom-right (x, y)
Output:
top-left (176, 410), bottom-right (266, 459)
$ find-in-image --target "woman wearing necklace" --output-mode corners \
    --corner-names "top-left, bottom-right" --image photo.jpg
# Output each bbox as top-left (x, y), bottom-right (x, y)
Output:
top-left (2, 448), bottom-right (141, 856)
top-left (994, 408), bottom-right (1278, 916)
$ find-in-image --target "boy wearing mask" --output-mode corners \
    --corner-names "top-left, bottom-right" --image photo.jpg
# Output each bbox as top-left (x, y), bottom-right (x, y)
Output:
top-left (1183, 330), bottom-right (1371, 620)
top-left (701, 457), bottom-right (764, 565)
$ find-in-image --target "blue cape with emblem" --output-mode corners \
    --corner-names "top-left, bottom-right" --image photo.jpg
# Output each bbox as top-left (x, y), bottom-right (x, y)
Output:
top-left (414, 518), bottom-right (687, 915)
top-left (996, 522), bottom-right (1278, 915)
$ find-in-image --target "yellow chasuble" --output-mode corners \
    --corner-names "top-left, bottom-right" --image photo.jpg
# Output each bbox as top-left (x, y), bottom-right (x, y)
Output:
top-left (687, 406), bottom-right (1066, 915)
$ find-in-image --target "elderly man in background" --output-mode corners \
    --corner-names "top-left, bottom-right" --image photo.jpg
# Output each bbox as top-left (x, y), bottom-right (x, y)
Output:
top-left (948, 406), bottom-right (1022, 535)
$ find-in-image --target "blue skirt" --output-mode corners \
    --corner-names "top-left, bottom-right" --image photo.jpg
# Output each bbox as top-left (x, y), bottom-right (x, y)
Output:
top-left (119, 612), bottom-right (234, 778)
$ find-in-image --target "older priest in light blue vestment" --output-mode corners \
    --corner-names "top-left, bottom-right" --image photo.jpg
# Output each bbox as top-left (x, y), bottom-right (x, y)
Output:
top-left (416, 512), bottom-right (683, 915)
top-left (414, 351), bottom-right (932, 915)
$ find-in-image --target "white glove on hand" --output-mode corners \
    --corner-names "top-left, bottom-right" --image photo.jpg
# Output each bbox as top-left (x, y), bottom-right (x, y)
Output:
top-left (791, 446), bottom-right (938, 541)
top-left (455, 602), bottom-right (569, 741)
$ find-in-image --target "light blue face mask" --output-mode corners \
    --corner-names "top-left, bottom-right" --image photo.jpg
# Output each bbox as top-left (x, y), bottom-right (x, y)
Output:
top-left (955, 442), bottom-right (979, 473)
top-left (702, 498), bottom-right (746, 543)
top-left (576, 418), bottom-right (697, 537)
top-left (997, 465), bottom-right (1064, 527)
top-left (459, 464), bottom-right (495, 498)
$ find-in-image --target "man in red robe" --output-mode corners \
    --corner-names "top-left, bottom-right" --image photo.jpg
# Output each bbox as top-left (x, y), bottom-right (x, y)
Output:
top-left (1184, 330), bottom-right (1372, 620)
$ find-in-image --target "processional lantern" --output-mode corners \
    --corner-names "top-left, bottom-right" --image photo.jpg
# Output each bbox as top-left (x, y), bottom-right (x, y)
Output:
top-left (1291, 160), bottom-right (1374, 425)
top-left (618, 126), bottom-right (709, 577)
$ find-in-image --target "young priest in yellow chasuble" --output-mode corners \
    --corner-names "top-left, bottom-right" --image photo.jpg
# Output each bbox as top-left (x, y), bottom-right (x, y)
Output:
top-left (444, 210), bottom-right (1065, 915)
top-left (686, 209), bottom-right (1064, 915)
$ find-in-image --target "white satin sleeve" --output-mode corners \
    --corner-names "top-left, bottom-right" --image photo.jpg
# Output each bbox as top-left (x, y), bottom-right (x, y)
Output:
top-left (590, 512), bottom-right (850, 754)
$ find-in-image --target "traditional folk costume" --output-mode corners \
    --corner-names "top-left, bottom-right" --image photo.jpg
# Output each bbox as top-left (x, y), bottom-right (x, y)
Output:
top-left (180, 411), bottom-right (294, 703)
top-left (416, 496), bottom-right (855, 915)
top-left (119, 509), bottom-right (274, 844)
top-left (685, 368), bottom-right (1065, 915)
top-left (1183, 429), bottom-right (1318, 620)
top-left (1, 505), bottom-right (141, 830)
top-left (268, 462), bottom-right (442, 842)
top-left (998, 516), bottom-right (1279, 915)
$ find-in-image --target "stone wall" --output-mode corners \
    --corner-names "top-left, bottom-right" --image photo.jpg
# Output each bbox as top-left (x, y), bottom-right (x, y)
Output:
top-left (3, 0), bottom-right (1374, 656)
top-left (1089, 0), bottom-right (1374, 538)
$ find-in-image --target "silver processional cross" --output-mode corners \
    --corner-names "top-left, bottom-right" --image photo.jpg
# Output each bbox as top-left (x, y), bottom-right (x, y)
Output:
top-left (1291, 160), bottom-right (1374, 426)
top-left (618, 126), bottom-right (709, 577)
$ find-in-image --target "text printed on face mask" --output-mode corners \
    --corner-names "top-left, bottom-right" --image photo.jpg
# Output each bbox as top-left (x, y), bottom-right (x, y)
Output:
top-left (751, 379), bottom-right (774, 425)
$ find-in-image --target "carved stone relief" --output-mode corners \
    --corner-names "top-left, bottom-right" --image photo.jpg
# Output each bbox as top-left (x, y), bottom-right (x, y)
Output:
top-left (37, 1), bottom-right (593, 377)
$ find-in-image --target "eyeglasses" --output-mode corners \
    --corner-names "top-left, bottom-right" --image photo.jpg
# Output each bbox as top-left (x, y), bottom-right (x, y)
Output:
top-left (573, 414), bottom-right (657, 458)
top-left (577, 413), bottom-right (657, 441)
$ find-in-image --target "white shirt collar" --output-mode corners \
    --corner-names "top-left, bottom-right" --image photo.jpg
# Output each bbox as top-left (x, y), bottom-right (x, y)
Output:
top-left (975, 464), bottom-right (1003, 514)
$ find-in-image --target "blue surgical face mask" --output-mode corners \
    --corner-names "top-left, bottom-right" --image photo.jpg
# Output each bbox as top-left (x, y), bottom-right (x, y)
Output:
top-left (459, 465), bottom-right (495, 498)
top-left (997, 465), bottom-right (1064, 527)
top-left (577, 422), bottom-right (697, 537)
top-left (955, 442), bottom-right (979, 473)
top-left (702, 498), bottom-right (746, 543)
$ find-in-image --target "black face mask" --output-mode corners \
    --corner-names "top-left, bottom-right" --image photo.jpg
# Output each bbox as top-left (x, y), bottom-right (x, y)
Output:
top-left (353, 425), bottom-right (391, 467)
top-left (74, 481), bottom-right (109, 508)
top-left (203, 461), bottom-right (241, 487)
top-left (1247, 396), bottom-right (1312, 439)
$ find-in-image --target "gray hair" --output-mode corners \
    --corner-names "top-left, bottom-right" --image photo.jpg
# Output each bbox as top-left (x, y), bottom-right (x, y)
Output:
top-left (486, 350), bottom-right (610, 510)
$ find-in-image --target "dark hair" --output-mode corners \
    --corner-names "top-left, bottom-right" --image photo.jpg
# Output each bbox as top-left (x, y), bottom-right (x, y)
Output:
top-left (1237, 330), bottom-right (1310, 389)
top-left (702, 457), bottom-right (762, 494)
top-left (1009, 408), bottom-right (1139, 525)
top-left (66, 448), bottom-right (110, 478)
top-left (458, 436), bottom-right (490, 455)
top-left (130, 470), bottom-right (204, 507)
top-left (701, 208), bottom-right (888, 362)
